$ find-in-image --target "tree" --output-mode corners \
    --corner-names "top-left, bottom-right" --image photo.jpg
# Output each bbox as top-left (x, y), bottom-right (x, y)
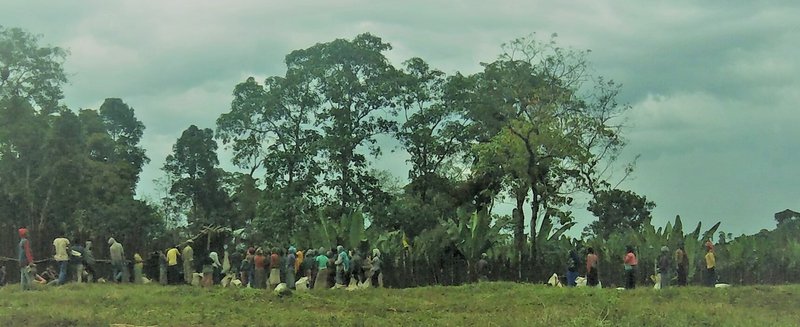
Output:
top-left (585, 189), bottom-right (655, 239)
top-left (285, 33), bottom-right (400, 217)
top-left (396, 58), bottom-right (472, 203)
top-left (98, 98), bottom-right (149, 189)
top-left (466, 34), bottom-right (630, 276)
top-left (217, 72), bottom-right (323, 241)
top-left (163, 125), bottom-right (234, 230)
top-left (0, 26), bottom-right (68, 113)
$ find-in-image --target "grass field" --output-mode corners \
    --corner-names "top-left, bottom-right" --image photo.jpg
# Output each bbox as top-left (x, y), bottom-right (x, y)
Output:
top-left (1, 282), bottom-right (798, 326)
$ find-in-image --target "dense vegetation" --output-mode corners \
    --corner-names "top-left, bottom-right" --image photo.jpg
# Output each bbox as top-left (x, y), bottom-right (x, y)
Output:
top-left (2, 283), bottom-right (800, 326)
top-left (1, 26), bottom-right (798, 288)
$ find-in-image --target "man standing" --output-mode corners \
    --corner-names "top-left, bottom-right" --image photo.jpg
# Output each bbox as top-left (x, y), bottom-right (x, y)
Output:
top-left (675, 242), bottom-right (689, 286)
top-left (166, 245), bottom-right (180, 285)
top-left (182, 241), bottom-right (194, 284)
top-left (658, 246), bottom-right (671, 289)
top-left (84, 241), bottom-right (96, 282)
top-left (18, 228), bottom-right (35, 290)
top-left (53, 235), bottom-right (70, 285)
top-left (705, 241), bottom-right (716, 287)
top-left (108, 237), bottom-right (125, 283)
top-left (586, 247), bottom-right (599, 287)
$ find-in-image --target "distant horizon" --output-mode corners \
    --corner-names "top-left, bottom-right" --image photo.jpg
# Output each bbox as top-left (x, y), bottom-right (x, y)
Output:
top-left (3, 0), bottom-right (797, 237)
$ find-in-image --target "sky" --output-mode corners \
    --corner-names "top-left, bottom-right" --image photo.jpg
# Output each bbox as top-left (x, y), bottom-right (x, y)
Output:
top-left (2, 0), bottom-right (798, 237)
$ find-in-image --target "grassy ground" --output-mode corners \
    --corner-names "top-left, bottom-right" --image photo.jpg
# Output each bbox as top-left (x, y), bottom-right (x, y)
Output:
top-left (1, 282), bottom-right (798, 326)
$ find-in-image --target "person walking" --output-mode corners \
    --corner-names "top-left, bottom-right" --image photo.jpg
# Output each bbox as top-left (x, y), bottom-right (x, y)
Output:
top-left (705, 241), bottom-right (716, 287)
top-left (675, 242), bottom-right (689, 286)
top-left (658, 246), bottom-right (671, 289)
top-left (18, 228), bottom-right (35, 291)
top-left (182, 241), bottom-right (194, 285)
top-left (623, 246), bottom-right (637, 289)
top-left (108, 237), bottom-right (125, 283)
top-left (586, 247), bottom-right (599, 287)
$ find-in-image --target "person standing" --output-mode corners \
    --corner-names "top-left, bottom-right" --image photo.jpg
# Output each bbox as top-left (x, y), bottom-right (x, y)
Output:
top-left (240, 248), bottom-right (253, 287)
top-left (286, 246), bottom-right (297, 289)
top-left (623, 246), bottom-right (637, 289)
top-left (268, 248), bottom-right (281, 289)
top-left (70, 239), bottom-right (86, 283)
top-left (182, 241), bottom-right (194, 285)
top-left (675, 243), bottom-right (689, 286)
top-left (166, 245), bottom-right (180, 285)
top-left (18, 228), bottom-right (35, 291)
top-left (84, 241), bottom-right (97, 282)
top-left (209, 252), bottom-right (222, 284)
top-left (586, 247), bottom-right (599, 287)
top-left (133, 253), bottom-right (144, 284)
top-left (370, 248), bottom-right (383, 288)
top-left (53, 235), bottom-right (70, 285)
top-left (334, 245), bottom-right (350, 287)
top-left (658, 246), bottom-right (671, 289)
top-left (253, 248), bottom-right (267, 289)
top-left (476, 253), bottom-right (489, 282)
top-left (108, 237), bottom-right (125, 283)
top-left (314, 249), bottom-right (330, 289)
top-left (566, 250), bottom-right (580, 287)
top-left (705, 241), bottom-right (716, 287)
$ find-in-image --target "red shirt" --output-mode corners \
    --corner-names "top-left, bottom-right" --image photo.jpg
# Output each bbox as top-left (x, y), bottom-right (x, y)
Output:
top-left (624, 252), bottom-right (638, 266)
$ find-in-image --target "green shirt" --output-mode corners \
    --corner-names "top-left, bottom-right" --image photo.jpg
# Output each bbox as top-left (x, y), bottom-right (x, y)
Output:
top-left (315, 255), bottom-right (329, 270)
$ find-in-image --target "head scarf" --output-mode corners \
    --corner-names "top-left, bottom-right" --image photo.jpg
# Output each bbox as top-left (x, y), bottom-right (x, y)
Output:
top-left (18, 228), bottom-right (28, 238)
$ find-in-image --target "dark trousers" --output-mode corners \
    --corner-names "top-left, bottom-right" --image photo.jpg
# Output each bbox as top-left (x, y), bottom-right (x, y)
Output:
top-left (677, 265), bottom-right (688, 286)
top-left (705, 267), bottom-right (716, 287)
top-left (167, 265), bottom-right (180, 285)
top-left (587, 268), bottom-right (599, 286)
top-left (625, 267), bottom-right (636, 289)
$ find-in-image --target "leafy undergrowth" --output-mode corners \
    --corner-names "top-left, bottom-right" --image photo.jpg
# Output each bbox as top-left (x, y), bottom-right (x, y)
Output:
top-left (1, 282), bottom-right (798, 326)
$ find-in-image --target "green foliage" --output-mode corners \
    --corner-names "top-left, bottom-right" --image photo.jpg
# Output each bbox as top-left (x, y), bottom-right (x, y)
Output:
top-left (0, 26), bottom-right (68, 112)
top-left (585, 189), bottom-right (655, 239)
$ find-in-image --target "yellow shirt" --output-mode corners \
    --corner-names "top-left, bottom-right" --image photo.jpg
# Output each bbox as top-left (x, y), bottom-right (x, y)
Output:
top-left (705, 252), bottom-right (716, 269)
top-left (167, 248), bottom-right (180, 266)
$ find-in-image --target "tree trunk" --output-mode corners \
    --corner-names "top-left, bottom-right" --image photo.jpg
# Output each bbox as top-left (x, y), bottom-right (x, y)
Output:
top-left (513, 188), bottom-right (526, 281)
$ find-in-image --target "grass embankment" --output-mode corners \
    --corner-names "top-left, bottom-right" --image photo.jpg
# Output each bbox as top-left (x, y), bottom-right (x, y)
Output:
top-left (1, 282), bottom-right (798, 326)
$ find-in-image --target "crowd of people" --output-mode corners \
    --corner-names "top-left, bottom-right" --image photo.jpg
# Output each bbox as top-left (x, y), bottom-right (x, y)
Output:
top-left (14, 226), bottom-right (720, 290)
top-left (14, 227), bottom-right (384, 292)
top-left (559, 241), bottom-right (718, 289)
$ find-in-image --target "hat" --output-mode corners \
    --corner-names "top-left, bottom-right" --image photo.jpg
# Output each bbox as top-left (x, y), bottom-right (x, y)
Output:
top-left (661, 246), bottom-right (669, 252)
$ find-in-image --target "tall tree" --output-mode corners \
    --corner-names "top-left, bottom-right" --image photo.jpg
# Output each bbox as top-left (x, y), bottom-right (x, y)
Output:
top-left (467, 35), bottom-right (630, 275)
top-left (98, 98), bottom-right (149, 189)
top-left (217, 72), bottom-right (322, 241)
top-left (0, 26), bottom-right (68, 113)
top-left (285, 33), bottom-right (400, 217)
top-left (396, 58), bottom-right (472, 203)
top-left (163, 125), bottom-right (234, 230)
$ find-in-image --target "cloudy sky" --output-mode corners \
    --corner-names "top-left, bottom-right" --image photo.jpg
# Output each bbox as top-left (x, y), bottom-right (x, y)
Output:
top-left (3, 0), bottom-right (798, 236)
